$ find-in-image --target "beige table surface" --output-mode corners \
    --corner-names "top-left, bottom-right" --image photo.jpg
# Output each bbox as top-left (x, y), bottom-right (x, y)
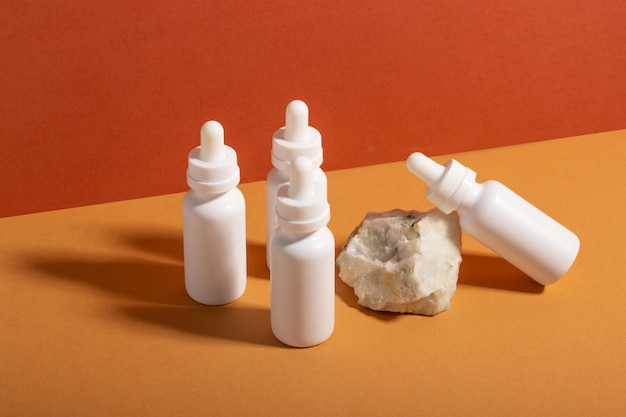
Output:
top-left (2, 130), bottom-right (625, 416)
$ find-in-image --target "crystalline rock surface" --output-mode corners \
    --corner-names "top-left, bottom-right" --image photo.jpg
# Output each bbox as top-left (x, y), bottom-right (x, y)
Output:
top-left (336, 209), bottom-right (462, 316)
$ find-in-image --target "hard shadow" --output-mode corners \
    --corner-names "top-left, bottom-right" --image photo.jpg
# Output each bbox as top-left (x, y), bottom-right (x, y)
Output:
top-left (458, 254), bottom-right (545, 294)
top-left (120, 303), bottom-right (282, 347)
top-left (115, 227), bottom-right (184, 264)
top-left (27, 226), bottom-right (186, 305)
top-left (247, 242), bottom-right (269, 280)
top-left (29, 257), bottom-right (189, 304)
top-left (27, 254), bottom-right (279, 346)
top-left (23, 225), bottom-right (282, 347)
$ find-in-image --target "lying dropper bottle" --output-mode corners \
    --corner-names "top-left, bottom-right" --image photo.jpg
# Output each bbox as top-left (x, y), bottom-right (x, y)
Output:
top-left (406, 152), bottom-right (580, 285)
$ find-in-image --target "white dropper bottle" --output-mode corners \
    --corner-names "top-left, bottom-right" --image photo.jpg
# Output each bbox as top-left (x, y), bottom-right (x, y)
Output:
top-left (266, 100), bottom-right (327, 267)
top-left (183, 120), bottom-right (246, 304)
top-left (270, 156), bottom-right (335, 347)
top-left (406, 152), bottom-right (580, 286)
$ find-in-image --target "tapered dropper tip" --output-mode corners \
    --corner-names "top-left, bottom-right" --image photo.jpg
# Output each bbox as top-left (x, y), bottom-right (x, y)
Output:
top-left (288, 156), bottom-right (316, 200)
top-left (284, 100), bottom-right (309, 143)
top-left (406, 152), bottom-right (445, 186)
top-left (200, 120), bottom-right (227, 163)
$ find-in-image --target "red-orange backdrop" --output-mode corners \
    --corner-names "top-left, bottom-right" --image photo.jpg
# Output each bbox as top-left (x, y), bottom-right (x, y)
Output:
top-left (2, 1), bottom-right (625, 217)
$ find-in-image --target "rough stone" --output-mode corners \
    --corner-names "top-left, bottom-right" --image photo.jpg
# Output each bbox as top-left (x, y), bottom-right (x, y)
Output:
top-left (336, 209), bottom-right (462, 316)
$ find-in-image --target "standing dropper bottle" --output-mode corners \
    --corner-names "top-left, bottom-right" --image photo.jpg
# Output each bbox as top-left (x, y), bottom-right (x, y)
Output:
top-left (406, 152), bottom-right (580, 285)
top-left (182, 120), bottom-right (247, 305)
top-left (270, 156), bottom-right (335, 347)
top-left (266, 100), bottom-right (327, 268)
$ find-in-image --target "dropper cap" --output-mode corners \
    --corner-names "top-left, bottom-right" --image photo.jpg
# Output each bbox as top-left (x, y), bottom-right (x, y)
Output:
top-left (276, 156), bottom-right (330, 233)
top-left (271, 100), bottom-right (323, 171)
top-left (199, 120), bottom-right (227, 163)
top-left (284, 100), bottom-right (311, 143)
top-left (187, 120), bottom-right (240, 194)
top-left (406, 152), bottom-right (476, 214)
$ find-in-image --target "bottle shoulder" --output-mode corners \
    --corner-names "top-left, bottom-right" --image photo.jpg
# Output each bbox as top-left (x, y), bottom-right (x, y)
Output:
top-left (458, 180), bottom-right (533, 226)
top-left (271, 226), bottom-right (334, 247)
top-left (184, 188), bottom-right (245, 209)
top-left (457, 180), bottom-right (506, 209)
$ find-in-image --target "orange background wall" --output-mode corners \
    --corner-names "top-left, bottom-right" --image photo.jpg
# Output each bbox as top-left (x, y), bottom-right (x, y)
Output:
top-left (2, 1), bottom-right (625, 218)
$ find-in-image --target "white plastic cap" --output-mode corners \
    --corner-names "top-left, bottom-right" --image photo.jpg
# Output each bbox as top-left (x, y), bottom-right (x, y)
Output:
top-left (284, 99), bottom-right (310, 143)
top-left (271, 100), bottom-right (323, 171)
top-left (199, 120), bottom-right (227, 163)
top-left (406, 152), bottom-right (476, 214)
top-left (276, 156), bottom-right (330, 233)
top-left (187, 120), bottom-right (240, 194)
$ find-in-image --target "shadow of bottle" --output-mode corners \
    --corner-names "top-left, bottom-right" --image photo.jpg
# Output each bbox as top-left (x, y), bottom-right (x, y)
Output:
top-left (458, 253), bottom-right (544, 294)
top-left (24, 228), bottom-right (282, 347)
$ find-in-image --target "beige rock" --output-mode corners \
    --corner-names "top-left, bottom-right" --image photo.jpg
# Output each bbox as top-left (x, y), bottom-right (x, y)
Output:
top-left (336, 209), bottom-right (462, 316)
